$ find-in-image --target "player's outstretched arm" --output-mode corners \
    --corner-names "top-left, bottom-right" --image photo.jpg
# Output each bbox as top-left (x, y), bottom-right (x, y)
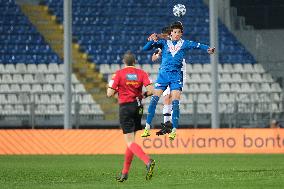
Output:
top-left (142, 34), bottom-right (164, 51)
top-left (207, 47), bottom-right (215, 54)
top-left (185, 40), bottom-right (215, 54)
top-left (143, 41), bottom-right (155, 51)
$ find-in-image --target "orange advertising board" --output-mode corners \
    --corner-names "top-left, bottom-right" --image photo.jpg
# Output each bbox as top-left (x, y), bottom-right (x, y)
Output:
top-left (0, 129), bottom-right (283, 155)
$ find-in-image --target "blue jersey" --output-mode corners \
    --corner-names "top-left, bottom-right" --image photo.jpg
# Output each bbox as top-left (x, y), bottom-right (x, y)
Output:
top-left (143, 39), bottom-right (209, 71)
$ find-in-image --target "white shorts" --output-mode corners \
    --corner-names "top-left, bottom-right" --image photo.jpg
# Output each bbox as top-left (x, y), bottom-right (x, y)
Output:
top-left (162, 59), bottom-right (187, 97)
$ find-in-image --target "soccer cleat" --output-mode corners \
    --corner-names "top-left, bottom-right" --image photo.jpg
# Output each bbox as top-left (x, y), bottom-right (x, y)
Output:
top-left (169, 130), bottom-right (176, 140)
top-left (116, 173), bottom-right (128, 182)
top-left (141, 129), bottom-right (150, 137)
top-left (145, 159), bottom-right (156, 180)
top-left (156, 121), bottom-right (172, 136)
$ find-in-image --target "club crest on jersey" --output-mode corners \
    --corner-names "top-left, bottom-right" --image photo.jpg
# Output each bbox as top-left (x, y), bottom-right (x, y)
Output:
top-left (167, 39), bottom-right (184, 57)
top-left (126, 74), bottom-right (137, 81)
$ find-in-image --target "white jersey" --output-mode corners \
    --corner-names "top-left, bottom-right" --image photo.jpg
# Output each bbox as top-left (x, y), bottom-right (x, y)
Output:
top-left (163, 59), bottom-right (187, 96)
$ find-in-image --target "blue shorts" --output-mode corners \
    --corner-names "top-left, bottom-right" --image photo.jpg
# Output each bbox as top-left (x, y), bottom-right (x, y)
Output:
top-left (154, 70), bottom-right (183, 91)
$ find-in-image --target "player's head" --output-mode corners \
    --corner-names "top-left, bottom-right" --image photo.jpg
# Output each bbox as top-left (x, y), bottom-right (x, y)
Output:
top-left (161, 26), bottom-right (171, 35)
top-left (122, 51), bottom-right (136, 66)
top-left (170, 21), bottom-right (183, 41)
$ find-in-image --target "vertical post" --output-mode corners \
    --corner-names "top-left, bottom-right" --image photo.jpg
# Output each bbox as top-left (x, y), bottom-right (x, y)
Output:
top-left (209, 0), bottom-right (220, 128)
top-left (30, 92), bottom-right (35, 129)
top-left (233, 99), bottom-right (238, 128)
top-left (64, 0), bottom-right (72, 129)
top-left (193, 96), bottom-right (198, 129)
top-left (74, 94), bottom-right (80, 129)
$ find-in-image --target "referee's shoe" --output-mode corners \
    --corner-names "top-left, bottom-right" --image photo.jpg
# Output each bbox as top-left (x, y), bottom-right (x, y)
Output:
top-left (145, 159), bottom-right (156, 180)
top-left (116, 173), bottom-right (128, 182)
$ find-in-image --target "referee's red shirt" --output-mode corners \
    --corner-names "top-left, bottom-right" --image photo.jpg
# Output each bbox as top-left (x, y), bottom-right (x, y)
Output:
top-left (109, 66), bottom-right (152, 104)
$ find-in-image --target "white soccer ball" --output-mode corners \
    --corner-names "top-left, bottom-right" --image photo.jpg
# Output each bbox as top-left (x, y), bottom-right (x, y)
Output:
top-left (173, 4), bottom-right (186, 17)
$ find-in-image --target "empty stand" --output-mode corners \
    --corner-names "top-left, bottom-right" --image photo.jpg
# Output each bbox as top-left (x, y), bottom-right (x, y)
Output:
top-left (0, 63), bottom-right (104, 116)
top-left (42, 0), bottom-right (256, 65)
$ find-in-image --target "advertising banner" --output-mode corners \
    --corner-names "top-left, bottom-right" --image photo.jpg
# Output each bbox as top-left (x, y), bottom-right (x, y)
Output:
top-left (0, 129), bottom-right (283, 154)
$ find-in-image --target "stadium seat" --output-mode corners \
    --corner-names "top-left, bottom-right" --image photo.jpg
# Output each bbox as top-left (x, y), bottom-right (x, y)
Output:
top-left (0, 84), bottom-right (10, 92)
top-left (37, 64), bottom-right (48, 72)
top-left (2, 74), bottom-right (13, 83)
top-left (43, 84), bottom-right (53, 92)
top-left (10, 84), bottom-right (21, 92)
top-left (254, 64), bottom-right (265, 73)
top-left (220, 73), bottom-right (232, 83)
top-left (271, 83), bottom-right (282, 92)
top-left (74, 84), bottom-right (86, 93)
top-left (251, 73), bottom-right (262, 82)
top-left (46, 74), bottom-right (56, 83)
top-left (243, 64), bottom-right (254, 73)
top-left (233, 64), bottom-right (244, 73)
top-left (232, 73), bottom-right (242, 83)
top-left (32, 84), bottom-right (43, 92)
top-left (15, 63), bottom-right (27, 73)
top-left (23, 74), bottom-right (34, 83)
top-left (54, 84), bottom-right (64, 92)
top-left (4, 64), bottom-right (16, 73)
top-left (50, 94), bottom-right (61, 103)
top-left (34, 73), bottom-right (45, 83)
top-left (223, 64), bottom-right (234, 73)
top-left (262, 73), bottom-right (273, 82)
top-left (202, 73), bottom-right (211, 82)
top-left (48, 63), bottom-right (60, 73)
top-left (40, 94), bottom-right (50, 103)
top-left (21, 84), bottom-right (31, 91)
top-left (220, 83), bottom-right (231, 92)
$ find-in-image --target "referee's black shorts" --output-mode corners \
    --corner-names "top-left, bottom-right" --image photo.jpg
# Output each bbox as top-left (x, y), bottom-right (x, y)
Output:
top-left (119, 101), bottom-right (143, 134)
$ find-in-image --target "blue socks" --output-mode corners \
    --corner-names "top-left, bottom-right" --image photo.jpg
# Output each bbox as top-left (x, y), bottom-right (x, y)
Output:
top-left (172, 100), bottom-right (180, 129)
top-left (146, 96), bottom-right (159, 125)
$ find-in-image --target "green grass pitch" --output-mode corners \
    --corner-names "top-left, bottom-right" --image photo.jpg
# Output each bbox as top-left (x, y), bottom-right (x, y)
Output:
top-left (0, 154), bottom-right (284, 189)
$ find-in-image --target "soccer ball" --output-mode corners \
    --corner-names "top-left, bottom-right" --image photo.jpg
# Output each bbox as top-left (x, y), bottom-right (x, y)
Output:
top-left (173, 4), bottom-right (186, 17)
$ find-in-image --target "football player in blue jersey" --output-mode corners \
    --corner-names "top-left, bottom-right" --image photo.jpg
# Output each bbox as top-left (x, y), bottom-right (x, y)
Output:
top-left (141, 22), bottom-right (215, 140)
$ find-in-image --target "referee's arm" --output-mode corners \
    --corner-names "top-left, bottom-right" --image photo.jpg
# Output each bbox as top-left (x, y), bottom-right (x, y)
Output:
top-left (107, 75), bottom-right (118, 97)
top-left (143, 84), bottom-right (154, 98)
top-left (107, 87), bottom-right (116, 97)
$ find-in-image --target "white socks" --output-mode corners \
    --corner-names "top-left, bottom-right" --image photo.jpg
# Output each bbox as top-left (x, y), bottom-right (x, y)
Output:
top-left (163, 104), bottom-right (172, 123)
top-left (145, 123), bottom-right (151, 130)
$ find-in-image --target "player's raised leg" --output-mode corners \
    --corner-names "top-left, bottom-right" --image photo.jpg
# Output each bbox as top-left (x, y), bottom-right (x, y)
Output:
top-left (141, 89), bottom-right (164, 137)
top-left (156, 88), bottom-right (173, 136)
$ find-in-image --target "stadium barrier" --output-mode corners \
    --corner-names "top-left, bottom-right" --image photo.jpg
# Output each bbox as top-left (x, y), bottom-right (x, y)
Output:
top-left (0, 129), bottom-right (283, 154)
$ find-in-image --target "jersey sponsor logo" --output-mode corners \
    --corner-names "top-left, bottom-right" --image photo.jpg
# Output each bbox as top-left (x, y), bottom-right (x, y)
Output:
top-left (126, 81), bottom-right (139, 85)
top-left (126, 74), bottom-right (138, 81)
top-left (167, 39), bottom-right (184, 57)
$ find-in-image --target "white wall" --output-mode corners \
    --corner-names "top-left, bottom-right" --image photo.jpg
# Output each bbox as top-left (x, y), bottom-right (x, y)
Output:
top-left (234, 30), bottom-right (284, 62)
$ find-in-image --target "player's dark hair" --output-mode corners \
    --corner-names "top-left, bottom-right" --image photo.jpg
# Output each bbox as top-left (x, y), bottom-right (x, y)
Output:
top-left (171, 21), bottom-right (183, 33)
top-left (123, 51), bottom-right (135, 66)
top-left (161, 26), bottom-right (171, 35)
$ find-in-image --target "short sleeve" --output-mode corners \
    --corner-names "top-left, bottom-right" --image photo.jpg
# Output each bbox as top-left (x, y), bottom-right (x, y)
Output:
top-left (142, 71), bottom-right (152, 87)
top-left (109, 71), bottom-right (119, 90)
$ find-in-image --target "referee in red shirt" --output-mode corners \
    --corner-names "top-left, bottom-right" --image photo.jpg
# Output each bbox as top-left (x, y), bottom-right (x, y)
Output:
top-left (107, 51), bottom-right (155, 182)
